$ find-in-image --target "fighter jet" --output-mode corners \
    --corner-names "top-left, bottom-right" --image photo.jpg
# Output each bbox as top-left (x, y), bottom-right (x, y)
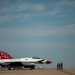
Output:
top-left (0, 51), bottom-right (52, 70)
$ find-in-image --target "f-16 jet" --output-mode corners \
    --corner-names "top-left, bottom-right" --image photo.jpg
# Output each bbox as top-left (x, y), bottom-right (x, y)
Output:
top-left (0, 51), bottom-right (52, 70)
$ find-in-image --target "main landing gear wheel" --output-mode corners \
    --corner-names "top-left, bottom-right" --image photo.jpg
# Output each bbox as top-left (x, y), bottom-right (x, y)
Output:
top-left (8, 67), bottom-right (15, 70)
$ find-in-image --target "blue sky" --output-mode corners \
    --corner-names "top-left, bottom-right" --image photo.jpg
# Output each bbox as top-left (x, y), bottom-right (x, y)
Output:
top-left (0, 0), bottom-right (75, 68)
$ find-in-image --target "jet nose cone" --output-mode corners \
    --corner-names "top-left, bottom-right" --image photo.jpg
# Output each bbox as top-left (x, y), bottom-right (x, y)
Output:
top-left (46, 60), bottom-right (52, 64)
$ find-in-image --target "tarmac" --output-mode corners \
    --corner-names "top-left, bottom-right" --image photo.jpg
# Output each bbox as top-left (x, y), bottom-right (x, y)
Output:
top-left (0, 68), bottom-right (75, 75)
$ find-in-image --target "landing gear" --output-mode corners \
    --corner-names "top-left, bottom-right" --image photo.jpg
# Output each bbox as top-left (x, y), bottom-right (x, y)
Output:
top-left (30, 66), bottom-right (35, 70)
top-left (8, 66), bottom-right (15, 70)
top-left (23, 65), bottom-right (35, 70)
top-left (0, 65), bottom-right (2, 68)
top-left (7, 65), bottom-right (35, 70)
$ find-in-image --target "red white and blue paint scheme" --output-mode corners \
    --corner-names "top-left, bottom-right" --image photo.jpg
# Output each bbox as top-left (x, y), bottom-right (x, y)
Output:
top-left (0, 51), bottom-right (52, 70)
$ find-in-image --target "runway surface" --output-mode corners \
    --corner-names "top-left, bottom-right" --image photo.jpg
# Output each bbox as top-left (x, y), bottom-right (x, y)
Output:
top-left (0, 68), bottom-right (75, 75)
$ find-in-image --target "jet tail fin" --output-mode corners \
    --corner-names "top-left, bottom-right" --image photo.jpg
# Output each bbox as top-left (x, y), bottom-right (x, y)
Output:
top-left (0, 51), bottom-right (13, 59)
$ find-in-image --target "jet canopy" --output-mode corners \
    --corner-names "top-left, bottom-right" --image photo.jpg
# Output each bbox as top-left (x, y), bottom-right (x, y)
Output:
top-left (32, 57), bottom-right (40, 59)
